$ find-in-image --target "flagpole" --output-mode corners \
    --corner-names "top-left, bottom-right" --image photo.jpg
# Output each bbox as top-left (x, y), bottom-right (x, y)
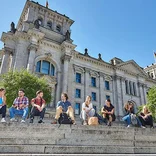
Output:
top-left (154, 50), bottom-right (156, 63)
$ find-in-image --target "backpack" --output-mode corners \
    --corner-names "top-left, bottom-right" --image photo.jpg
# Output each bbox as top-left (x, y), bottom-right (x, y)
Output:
top-left (88, 117), bottom-right (99, 125)
top-left (58, 113), bottom-right (73, 125)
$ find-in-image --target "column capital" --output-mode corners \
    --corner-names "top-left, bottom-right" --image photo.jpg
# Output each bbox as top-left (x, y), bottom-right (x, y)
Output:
top-left (28, 44), bottom-right (38, 52)
top-left (61, 54), bottom-right (72, 62)
top-left (4, 47), bottom-right (14, 55)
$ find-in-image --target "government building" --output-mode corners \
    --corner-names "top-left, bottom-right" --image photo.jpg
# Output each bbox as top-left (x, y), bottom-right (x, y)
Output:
top-left (0, 0), bottom-right (156, 118)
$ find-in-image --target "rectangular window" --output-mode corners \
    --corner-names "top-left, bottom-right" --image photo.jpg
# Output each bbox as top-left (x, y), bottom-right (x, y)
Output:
top-left (50, 64), bottom-right (55, 76)
top-left (76, 73), bottom-right (81, 83)
top-left (125, 80), bottom-right (129, 94)
top-left (129, 81), bottom-right (132, 95)
top-left (36, 61), bottom-right (41, 72)
top-left (91, 77), bottom-right (96, 87)
top-left (133, 82), bottom-right (136, 96)
top-left (75, 89), bottom-right (81, 98)
top-left (42, 61), bottom-right (50, 75)
top-left (105, 81), bottom-right (110, 90)
top-left (106, 95), bottom-right (110, 100)
top-left (92, 92), bottom-right (96, 101)
top-left (75, 103), bottom-right (80, 115)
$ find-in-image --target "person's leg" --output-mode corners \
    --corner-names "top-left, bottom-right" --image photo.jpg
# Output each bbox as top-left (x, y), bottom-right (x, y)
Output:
top-left (51, 106), bottom-right (63, 124)
top-left (22, 107), bottom-right (29, 120)
top-left (30, 107), bottom-right (38, 121)
top-left (138, 116), bottom-right (146, 126)
top-left (122, 115), bottom-right (131, 126)
top-left (136, 117), bottom-right (143, 127)
top-left (82, 110), bottom-right (88, 125)
top-left (38, 108), bottom-right (46, 123)
top-left (88, 109), bottom-right (95, 117)
top-left (9, 107), bottom-right (16, 119)
top-left (67, 106), bottom-right (75, 124)
top-left (145, 115), bottom-right (154, 127)
top-left (1, 105), bottom-right (6, 118)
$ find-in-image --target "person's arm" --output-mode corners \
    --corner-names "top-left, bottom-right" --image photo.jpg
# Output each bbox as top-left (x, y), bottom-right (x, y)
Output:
top-left (13, 98), bottom-right (18, 108)
top-left (110, 108), bottom-right (114, 115)
top-left (101, 107), bottom-right (106, 114)
top-left (31, 99), bottom-right (40, 109)
top-left (40, 99), bottom-right (46, 111)
top-left (2, 96), bottom-right (6, 106)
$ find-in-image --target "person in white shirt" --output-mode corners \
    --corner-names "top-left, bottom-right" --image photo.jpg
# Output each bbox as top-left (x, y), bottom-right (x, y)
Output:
top-left (81, 96), bottom-right (95, 125)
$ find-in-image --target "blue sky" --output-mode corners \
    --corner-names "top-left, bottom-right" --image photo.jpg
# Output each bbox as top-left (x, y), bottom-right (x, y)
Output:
top-left (0, 0), bottom-right (156, 67)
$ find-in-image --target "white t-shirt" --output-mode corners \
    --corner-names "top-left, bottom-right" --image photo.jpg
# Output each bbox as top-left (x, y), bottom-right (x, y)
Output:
top-left (82, 102), bottom-right (93, 111)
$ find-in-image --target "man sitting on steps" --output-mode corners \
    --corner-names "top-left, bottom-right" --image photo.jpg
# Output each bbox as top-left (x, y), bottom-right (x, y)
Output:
top-left (30, 90), bottom-right (46, 124)
top-left (51, 93), bottom-right (76, 124)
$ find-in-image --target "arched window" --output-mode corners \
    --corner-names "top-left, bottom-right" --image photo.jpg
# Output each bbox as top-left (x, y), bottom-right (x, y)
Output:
top-left (36, 60), bottom-right (55, 76)
top-left (47, 21), bottom-right (52, 29)
top-left (38, 17), bottom-right (43, 26)
top-left (56, 24), bottom-right (61, 32)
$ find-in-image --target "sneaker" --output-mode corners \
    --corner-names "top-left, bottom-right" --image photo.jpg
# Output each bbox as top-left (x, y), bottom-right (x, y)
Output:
top-left (21, 119), bottom-right (25, 123)
top-left (141, 126), bottom-right (146, 128)
top-left (29, 118), bottom-right (33, 123)
top-left (83, 121), bottom-right (87, 125)
top-left (38, 120), bottom-right (44, 123)
top-left (10, 118), bottom-right (17, 122)
top-left (51, 119), bottom-right (57, 124)
top-left (127, 125), bottom-right (131, 128)
top-left (107, 122), bottom-right (111, 126)
top-left (1, 118), bottom-right (6, 123)
top-left (72, 120), bottom-right (76, 125)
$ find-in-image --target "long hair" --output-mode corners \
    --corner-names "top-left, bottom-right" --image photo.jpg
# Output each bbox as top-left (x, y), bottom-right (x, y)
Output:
top-left (85, 96), bottom-right (91, 107)
top-left (142, 105), bottom-right (149, 114)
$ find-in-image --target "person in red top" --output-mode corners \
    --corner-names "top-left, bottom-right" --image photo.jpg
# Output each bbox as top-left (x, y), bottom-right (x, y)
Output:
top-left (30, 90), bottom-right (46, 123)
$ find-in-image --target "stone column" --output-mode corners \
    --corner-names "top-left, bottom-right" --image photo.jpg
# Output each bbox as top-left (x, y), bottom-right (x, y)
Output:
top-left (99, 72), bottom-right (104, 108)
top-left (84, 68), bottom-right (90, 99)
top-left (0, 47), bottom-right (13, 74)
top-left (143, 84), bottom-right (147, 104)
top-left (27, 44), bottom-right (38, 73)
top-left (121, 77), bottom-right (126, 116)
top-left (55, 71), bottom-right (62, 106)
top-left (138, 82), bottom-right (144, 105)
top-left (62, 54), bottom-right (71, 93)
top-left (116, 76), bottom-right (123, 117)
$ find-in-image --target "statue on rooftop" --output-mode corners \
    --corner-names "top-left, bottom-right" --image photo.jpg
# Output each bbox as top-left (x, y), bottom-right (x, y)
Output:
top-left (10, 22), bottom-right (16, 33)
top-left (65, 30), bottom-right (71, 40)
top-left (34, 19), bottom-right (40, 29)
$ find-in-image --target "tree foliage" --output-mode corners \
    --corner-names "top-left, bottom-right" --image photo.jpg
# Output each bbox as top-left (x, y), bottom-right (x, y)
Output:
top-left (1, 69), bottom-right (52, 107)
top-left (147, 86), bottom-right (156, 120)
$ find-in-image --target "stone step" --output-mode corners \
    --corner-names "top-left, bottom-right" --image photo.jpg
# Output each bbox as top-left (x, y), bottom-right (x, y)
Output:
top-left (0, 145), bottom-right (156, 154)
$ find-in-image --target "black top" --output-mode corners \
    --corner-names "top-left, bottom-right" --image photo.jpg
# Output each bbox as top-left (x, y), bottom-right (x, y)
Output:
top-left (104, 104), bottom-right (114, 112)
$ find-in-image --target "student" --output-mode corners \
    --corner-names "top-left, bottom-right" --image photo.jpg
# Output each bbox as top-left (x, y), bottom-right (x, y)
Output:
top-left (51, 93), bottom-right (76, 124)
top-left (138, 105), bottom-right (154, 128)
top-left (9, 89), bottom-right (29, 123)
top-left (30, 90), bottom-right (46, 123)
top-left (0, 88), bottom-right (7, 123)
top-left (81, 95), bottom-right (95, 125)
top-left (122, 101), bottom-right (145, 128)
top-left (101, 99), bottom-right (115, 126)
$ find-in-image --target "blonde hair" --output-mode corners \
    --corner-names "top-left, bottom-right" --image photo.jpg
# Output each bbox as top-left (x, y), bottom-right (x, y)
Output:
top-left (142, 105), bottom-right (149, 114)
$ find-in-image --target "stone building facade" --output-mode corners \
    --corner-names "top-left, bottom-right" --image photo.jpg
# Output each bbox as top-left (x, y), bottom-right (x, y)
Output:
top-left (144, 63), bottom-right (156, 79)
top-left (0, 0), bottom-right (156, 117)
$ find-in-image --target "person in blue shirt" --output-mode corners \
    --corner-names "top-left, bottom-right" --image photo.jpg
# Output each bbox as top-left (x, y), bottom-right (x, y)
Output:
top-left (51, 93), bottom-right (75, 124)
top-left (0, 88), bottom-right (7, 123)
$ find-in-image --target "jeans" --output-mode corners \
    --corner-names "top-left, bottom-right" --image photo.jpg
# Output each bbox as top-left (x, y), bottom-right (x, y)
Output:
top-left (122, 114), bottom-right (142, 126)
top-left (30, 107), bottom-right (46, 120)
top-left (122, 114), bottom-right (131, 125)
top-left (9, 107), bottom-right (28, 120)
top-left (81, 109), bottom-right (95, 121)
top-left (0, 105), bottom-right (6, 118)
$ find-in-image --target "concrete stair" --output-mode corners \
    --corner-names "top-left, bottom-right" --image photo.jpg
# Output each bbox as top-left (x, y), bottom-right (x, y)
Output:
top-left (0, 121), bottom-right (155, 154)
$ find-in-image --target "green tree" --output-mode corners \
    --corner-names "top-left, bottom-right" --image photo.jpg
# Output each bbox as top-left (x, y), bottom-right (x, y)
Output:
top-left (1, 69), bottom-right (52, 107)
top-left (147, 86), bottom-right (156, 120)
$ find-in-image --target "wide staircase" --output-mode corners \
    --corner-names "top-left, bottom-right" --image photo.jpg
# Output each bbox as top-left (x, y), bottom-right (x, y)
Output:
top-left (0, 109), bottom-right (156, 154)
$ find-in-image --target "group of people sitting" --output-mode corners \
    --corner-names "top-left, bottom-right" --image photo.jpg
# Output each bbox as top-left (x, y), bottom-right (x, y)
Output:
top-left (0, 88), bottom-right (154, 128)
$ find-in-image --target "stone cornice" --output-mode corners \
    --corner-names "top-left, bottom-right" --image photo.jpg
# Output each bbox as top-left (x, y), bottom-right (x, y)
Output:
top-left (39, 40), bottom-right (61, 50)
top-left (73, 64), bottom-right (85, 74)
top-left (27, 29), bottom-right (45, 41)
top-left (61, 54), bottom-right (72, 62)
top-left (89, 70), bottom-right (99, 78)
top-left (61, 41), bottom-right (77, 54)
top-left (1, 32), bottom-right (14, 42)
top-left (28, 43), bottom-right (38, 52)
